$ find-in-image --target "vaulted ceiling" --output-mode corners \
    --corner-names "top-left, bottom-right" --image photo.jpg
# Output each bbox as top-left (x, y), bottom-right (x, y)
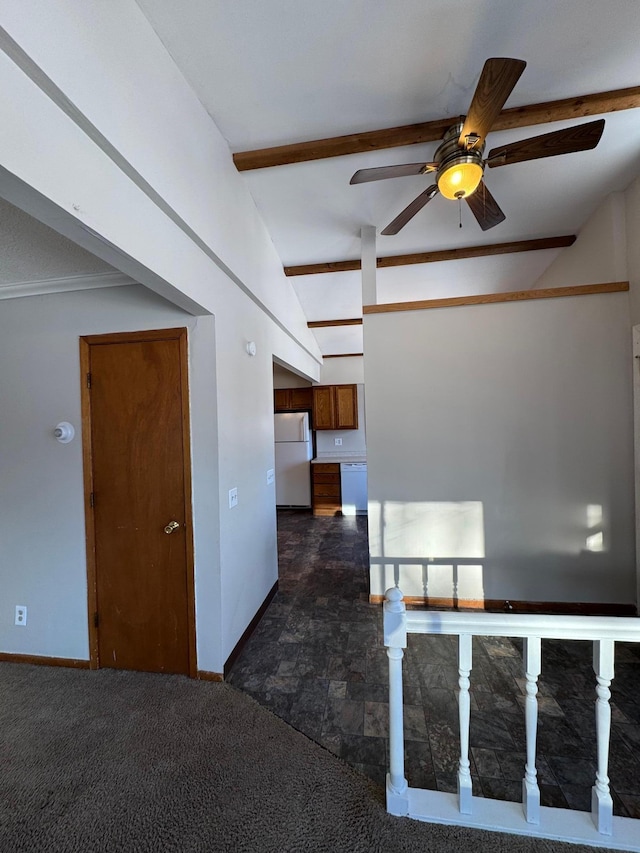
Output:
top-left (133, 0), bottom-right (640, 357)
top-left (3, 2), bottom-right (640, 360)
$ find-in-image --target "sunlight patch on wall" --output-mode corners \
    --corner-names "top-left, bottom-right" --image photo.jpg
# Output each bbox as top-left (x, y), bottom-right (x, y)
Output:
top-left (368, 500), bottom-right (485, 602)
top-left (369, 500), bottom-right (485, 560)
top-left (585, 503), bottom-right (605, 552)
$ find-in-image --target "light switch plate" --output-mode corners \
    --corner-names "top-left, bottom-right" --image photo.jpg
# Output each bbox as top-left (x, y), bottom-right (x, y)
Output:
top-left (228, 487), bottom-right (238, 508)
top-left (266, 469), bottom-right (275, 484)
top-left (335, 438), bottom-right (343, 446)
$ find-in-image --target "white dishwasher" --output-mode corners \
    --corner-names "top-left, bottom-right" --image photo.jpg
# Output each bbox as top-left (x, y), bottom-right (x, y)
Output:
top-left (340, 462), bottom-right (367, 515)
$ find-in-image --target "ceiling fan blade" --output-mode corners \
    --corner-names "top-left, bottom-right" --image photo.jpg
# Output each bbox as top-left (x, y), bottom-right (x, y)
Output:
top-left (381, 185), bottom-right (439, 235)
top-left (350, 163), bottom-right (437, 184)
top-left (487, 119), bottom-right (605, 168)
top-left (465, 181), bottom-right (506, 231)
top-left (458, 58), bottom-right (526, 149)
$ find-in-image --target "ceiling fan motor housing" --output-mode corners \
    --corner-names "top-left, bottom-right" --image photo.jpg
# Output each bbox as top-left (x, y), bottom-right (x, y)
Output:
top-left (436, 122), bottom-right (485, 199)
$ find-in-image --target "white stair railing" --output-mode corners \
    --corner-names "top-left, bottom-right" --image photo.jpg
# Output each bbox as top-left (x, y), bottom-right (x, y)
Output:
top-left (383, 588), bottom-right (640, 852)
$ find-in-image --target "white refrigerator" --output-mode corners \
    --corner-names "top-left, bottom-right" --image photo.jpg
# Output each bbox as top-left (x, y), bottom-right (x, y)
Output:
top-left (274, 412), bottom-right (313, 507)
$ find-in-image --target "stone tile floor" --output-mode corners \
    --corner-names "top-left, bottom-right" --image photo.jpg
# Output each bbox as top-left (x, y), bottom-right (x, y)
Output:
top-left (228, 510), bottom-right (640, 818)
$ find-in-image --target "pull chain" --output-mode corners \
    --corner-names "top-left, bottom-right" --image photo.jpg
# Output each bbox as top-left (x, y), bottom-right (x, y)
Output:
top-left (459, 198), bottom-right (462, 229)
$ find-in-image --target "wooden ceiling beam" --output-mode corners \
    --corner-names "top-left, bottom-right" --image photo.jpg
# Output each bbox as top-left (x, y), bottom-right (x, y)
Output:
top-left (233, 86), bottom-right (640, 171)
top-left (285, 235), bottom-right (576, 277)
top-left (363, 281), bottom-right (629, 315)
top-left (307, 318), bottom-right (363, 328)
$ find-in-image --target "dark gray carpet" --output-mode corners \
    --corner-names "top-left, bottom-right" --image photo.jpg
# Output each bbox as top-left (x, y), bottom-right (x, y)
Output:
top-left (0, 663), bottom-right (611, 852)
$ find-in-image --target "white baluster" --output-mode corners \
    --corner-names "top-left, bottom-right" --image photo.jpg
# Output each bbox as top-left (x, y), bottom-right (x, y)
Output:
top-left (591, 639), bottom-right (614, 835)
top-left (457, 633), bottom-right (473, 814)
top-left (384, 588), bottom-right (408, 815)
top-left (522, 637), bottom-right (541, 824)
top-left (388, 646), bottom-right (407, 789)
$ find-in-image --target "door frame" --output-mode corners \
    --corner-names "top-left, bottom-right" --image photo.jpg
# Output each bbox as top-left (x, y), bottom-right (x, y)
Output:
top-left (79, 327), bottom-right (197, 677)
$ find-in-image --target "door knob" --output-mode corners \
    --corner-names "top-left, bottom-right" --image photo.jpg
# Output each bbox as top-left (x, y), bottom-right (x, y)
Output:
top-left (164, 520), bottom-right (180, 534)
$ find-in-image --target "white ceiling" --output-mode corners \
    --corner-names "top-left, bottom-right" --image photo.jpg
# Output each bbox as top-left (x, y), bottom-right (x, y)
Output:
top-left (134, 0), bottom-right (640, 355)
top-left (3, 2), bottom-right (640, 359)
top-left (135, 0), bottom-right (640, 148)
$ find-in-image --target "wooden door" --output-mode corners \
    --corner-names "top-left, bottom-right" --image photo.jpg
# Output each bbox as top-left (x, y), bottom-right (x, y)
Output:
top-left (81, 328), bottom-right (195, 676)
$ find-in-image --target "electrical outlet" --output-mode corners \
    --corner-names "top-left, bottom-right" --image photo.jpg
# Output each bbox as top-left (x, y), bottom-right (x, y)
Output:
top-left (266, 469), bottom-right (275, 485)
top-left (228, 487), bottom-right (238, 508)
top-left (15, 605), bottom-right (27, 626)
top-left (334, 437), bottom-right (343, 446)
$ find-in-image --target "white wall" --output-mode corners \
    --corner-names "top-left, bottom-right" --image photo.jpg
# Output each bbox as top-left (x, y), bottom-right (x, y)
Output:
top-left (273, 364), bottom-right (311, 389)
top-left (365, 292), bottom-right (636, 606)
top-left (0, 1), bottom-right (321, 360)
top-left (319, 356), bottom-right (365, 385)
top-left (0, 2), bottom-right (327, 671)
top-left (0, 282), bottom-right (307, 670)
top-left (626, 176), bottom-right (640, 607)
top-left (626, 176), bottom-right (640, 325)
top-left (531, 192), bottom-right (627, 292)
top-left (0, 286), bottom-right (217, 662)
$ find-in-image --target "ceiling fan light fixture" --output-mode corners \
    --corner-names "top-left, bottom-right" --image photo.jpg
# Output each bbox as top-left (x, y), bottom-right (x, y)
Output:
top-left (437, 156), bottom-right (484, 200)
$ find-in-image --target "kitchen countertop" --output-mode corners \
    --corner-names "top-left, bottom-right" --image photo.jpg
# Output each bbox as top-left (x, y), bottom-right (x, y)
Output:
top-left (311, 456), bottom-right (367, 465)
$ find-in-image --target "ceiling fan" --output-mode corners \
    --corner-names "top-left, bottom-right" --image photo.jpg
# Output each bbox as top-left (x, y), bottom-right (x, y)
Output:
top-left (350, 58), bottom-right (605, 234)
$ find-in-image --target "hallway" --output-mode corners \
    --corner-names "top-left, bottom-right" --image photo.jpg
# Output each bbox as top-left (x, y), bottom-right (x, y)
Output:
top-left (227, 511), bottom-right (640, 818)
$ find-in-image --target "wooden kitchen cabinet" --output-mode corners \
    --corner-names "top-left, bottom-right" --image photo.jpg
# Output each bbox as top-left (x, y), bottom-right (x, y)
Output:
top-left (312, 463), bottom-right (341, 516)
top-left (311, 386), bottom-right (334, 429)
top-left (275, 384), bottom-right (358, 429)
top-left (334, 384), bottom-right (358, 430)
top-left (274, 386), bottom-right (313, 411)
top-left (312, 384), bottom-right (358, 430)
